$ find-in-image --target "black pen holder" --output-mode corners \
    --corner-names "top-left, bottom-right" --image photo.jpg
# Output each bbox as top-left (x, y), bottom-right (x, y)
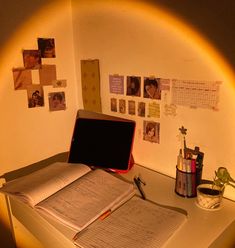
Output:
top-left (175, 166), bottom-right (202, 198)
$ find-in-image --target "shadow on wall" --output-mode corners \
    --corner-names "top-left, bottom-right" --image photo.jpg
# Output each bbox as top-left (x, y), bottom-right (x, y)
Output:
top-left (0, 218), bottom-right (16, 248)
top-left (146, 0), bottom-right (235, 70)
top-left (0, 0), bottom-right (55, 54)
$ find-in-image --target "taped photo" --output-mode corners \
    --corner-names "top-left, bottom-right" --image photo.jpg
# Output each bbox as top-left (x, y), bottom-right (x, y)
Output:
top-left (143, 121), bottom-right (160, 143)
top-left (27, 85), bottom-right (44, 108)
top-left (143, 77), bottom-right (161, 100)
top-left (48, 92), bottom-right (66, 111)
top-left (23, 50), bottom-right (41, 69)
top-left (126, 76), bottom-right (141, 97)
top-left (38, 38), bottom-right (56, 58)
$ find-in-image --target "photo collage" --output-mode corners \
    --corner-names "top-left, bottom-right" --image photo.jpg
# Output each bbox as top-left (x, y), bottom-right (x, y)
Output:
top-left (12, 38), bottom-right (67, 111)
top-left (109, 75), bottom-right (167, 143)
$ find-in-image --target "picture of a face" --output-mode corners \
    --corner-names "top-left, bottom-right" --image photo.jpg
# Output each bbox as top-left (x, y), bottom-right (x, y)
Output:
top-left (145, 84), bottom-right (156, 98)
top-left (143, 121), bottom-right (160, 143)
top-left (49, 92), bottom-right (66, 111)
top-left (147, 126), bottom-right (155, 138)
top-left (126, 76), bottom-right (141, 97)
top-left (23, 50), bottom-right (41, 69)
top-left (144, 78), bottom-right (161, 100)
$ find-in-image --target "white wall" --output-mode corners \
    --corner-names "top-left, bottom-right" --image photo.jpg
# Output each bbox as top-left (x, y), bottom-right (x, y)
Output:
top-left (0, 0), bottom-right (79, 175)
top-left (72, 0), bottom-right (235, 201)
top-left (0, 1), bottom-right (80, 247)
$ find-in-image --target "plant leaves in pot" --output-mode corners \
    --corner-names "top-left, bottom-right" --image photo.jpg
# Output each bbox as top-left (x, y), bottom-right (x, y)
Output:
top-left (196, 167), bottom-right (235, 210)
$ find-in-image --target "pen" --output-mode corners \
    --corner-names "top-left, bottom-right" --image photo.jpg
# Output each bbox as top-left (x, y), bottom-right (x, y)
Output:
top-left (134, 176), bottom-right (146, 200)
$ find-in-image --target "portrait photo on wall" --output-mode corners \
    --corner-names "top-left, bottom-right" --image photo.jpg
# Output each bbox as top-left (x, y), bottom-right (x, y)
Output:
top-left (38, 38), bottom-right (56, 58)
top-left (126, 76), bottom-right (141, 97)
top-left (143, 77), bottom-right (161, 100)
top-left (143, 120), bottom-right (160, 143)
top-left (48, 92), bottom-right (66, 111)
top-left (23, 50), bottom-right (41, 69)
top-left (27, 85), bottom-right (44, 108)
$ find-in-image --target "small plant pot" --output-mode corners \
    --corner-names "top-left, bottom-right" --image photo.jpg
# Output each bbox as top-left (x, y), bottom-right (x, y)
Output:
top-left (196, 183), bottom-right (224, 210)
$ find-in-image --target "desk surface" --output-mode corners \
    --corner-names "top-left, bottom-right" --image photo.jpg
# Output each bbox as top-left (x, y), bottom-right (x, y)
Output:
top-left (10, 163), bottom-right (235, 248)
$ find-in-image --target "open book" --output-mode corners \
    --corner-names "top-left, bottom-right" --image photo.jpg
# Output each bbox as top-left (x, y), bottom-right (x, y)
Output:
top-left (0, 162), bottom-right (187, 247)
top-left (0, 162), bottom-right (135, 231)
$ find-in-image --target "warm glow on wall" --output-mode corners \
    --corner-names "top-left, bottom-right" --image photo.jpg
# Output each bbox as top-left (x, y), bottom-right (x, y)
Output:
top-left (0, 0), bottom-right (67, 83)
top-left (0, 1), bottom-right (235, 247)
top-left (119, 1), bottom-right (235, 85)
top-left (1, 0), bottom-right (234, 87)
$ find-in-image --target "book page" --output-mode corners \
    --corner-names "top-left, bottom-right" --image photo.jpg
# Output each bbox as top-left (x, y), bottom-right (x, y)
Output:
top-left (36, 169), bottom-right (135, 231)
top-left (0, 162), bottom-right (91, 206)
top-left (74, 196), bottom-right (187, 248)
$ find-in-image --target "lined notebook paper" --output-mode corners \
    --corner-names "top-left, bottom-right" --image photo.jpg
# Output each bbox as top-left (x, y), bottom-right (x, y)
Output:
top-left (74, 196), bottom-right (187, 248)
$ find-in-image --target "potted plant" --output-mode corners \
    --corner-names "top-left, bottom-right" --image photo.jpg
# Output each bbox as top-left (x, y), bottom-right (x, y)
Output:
top-left (196, 167), bottom-right (235, 210)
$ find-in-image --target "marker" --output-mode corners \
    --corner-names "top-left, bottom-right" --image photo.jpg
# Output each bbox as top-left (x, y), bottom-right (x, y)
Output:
top-left (191, 159), bottom-right (196, 173)
top-left (177, 149), bottom-right (183, 170)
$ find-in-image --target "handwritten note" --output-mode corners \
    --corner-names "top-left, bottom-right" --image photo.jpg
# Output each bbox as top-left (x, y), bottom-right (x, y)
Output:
top-left (74, 197), bottom-right (187, 248)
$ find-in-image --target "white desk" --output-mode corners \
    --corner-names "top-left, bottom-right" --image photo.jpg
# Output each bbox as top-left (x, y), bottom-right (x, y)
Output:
top-left (9, 163), bottom-right (235, 248)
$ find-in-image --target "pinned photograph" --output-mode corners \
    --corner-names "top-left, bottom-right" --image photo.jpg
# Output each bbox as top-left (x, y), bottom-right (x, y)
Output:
top-left (38, 38), bottom-right (56, 58)
top-left (119, 99), bottom-right (126, 114)
top-left (12, 67), bottom-right (32, 90)
top-left (138, 102), bottom-right (145, 117)
top-left (111, 98), bottom-right (117, 112)
top-left (144, 77), bottom-right (161, 100)
top-left (126, 76), bottom-right (141, 97)
top-left (143, 121), bottom-right (160, 143)
top-left (23, 50), bottom-right (41, 69)
top-left (49, 92), bottom-right (66, 111)
top-left (128, 100), bottom-right (136, 115)
top-left (27, 85), bottom-right (44, 108)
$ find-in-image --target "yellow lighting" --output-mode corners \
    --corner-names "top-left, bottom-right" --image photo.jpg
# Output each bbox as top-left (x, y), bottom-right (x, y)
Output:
top-left (128, 1), bottom-right (235, 84)
top-left (0, 1), bottom-right (235, 246)
top-left (1, 0), bottom-right (234, 87)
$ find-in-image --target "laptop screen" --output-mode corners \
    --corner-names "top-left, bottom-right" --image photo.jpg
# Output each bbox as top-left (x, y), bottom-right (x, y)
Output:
top-left (68, 110), bottom-right (136, 172)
